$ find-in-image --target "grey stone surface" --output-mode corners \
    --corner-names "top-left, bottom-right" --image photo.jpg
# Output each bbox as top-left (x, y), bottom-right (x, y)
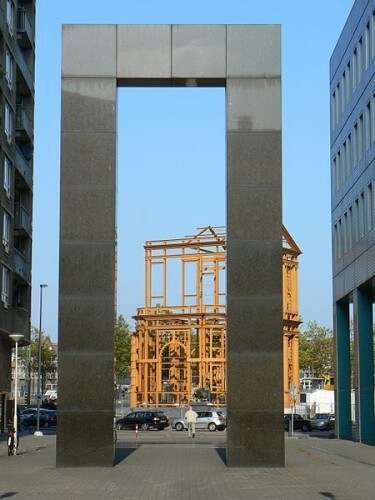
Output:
top-left (2, 433), bottom-right (375, 499)
top-left (60, 23), bottom-right (283, 468)
top-left (227, 131), bottom-right (281, 187)
top-left (172, 25), bottom-right (226, 79)
top-left (56, 411), bottom-right (114, 467)
top-left (117, 25), bottom-right (171, 79)
top-left (227, 78), bottom-right (281, 132)
top-left (59, 296), bottom-right (115, 353)
top-left (62, 25), bottom-right (116, 77)
top-left (227, 25), bottom-right (281, 78)
top-left (59, 73), bottom-right (116, 466)
top-left (62, 78), bottom-right (116, 132)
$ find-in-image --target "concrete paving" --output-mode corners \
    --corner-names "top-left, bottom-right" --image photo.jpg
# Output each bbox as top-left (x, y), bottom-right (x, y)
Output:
top-left (0, 430), bottom-right (375, 499)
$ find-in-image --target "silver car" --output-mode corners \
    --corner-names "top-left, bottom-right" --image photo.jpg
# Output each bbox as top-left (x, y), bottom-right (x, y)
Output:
top-left (173, 410), bottom-right (226, 432)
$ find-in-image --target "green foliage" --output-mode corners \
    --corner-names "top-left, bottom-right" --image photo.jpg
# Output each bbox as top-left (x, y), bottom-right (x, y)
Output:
top-left (114, 315), bottom-right (132, 380)
top-left (299, 321), bottom-right (334, 378)
top-left (19, 327), bottom-right (57, 392)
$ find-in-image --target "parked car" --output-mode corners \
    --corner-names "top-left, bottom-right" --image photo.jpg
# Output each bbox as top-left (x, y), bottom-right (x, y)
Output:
top-left (283, 413), bottom-right (312, 432)
top-left (310, 413), bottom-right (335, 431)
top-left (20, 408), bottom-right (57, 428)
top-left (173, 410), bottom-right (226, 432)
top-left (116, 411), bottom-right (169, 431)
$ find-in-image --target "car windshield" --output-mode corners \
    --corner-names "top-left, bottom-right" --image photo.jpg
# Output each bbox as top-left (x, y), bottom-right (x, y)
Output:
top-left (315, 414), bottom-right (329, 419)
top-left (154, 412), bottom-right (165, 417)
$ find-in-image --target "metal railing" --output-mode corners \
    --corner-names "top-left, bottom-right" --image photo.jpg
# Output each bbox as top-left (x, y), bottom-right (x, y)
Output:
top-left (16, 107), bottom-right (33, 141)
top-left (17, 9), bottom-right (34, 44)
top-left (15, 204), bottom-right (32, 234)
top-left (13, 250), bottom-right (31, 283)
top-left (15, 146), bottom-right (32, 187)
top-left (14, 43), bottom-right (33, 92)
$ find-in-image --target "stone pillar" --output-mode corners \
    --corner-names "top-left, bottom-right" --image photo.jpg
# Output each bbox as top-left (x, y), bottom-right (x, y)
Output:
top-left (334, 300), bottom-right (351, 439)
top-left (353, 287), bottom-right (375, 444)
top-left (57, 25), bottom-right (117, 467)
top-left (226, 25), bottom-right (284, 466)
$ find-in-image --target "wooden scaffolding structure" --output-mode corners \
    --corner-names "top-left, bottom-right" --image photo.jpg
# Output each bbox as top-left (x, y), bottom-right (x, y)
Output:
top-left (130, 226), bottom-right (301, 408)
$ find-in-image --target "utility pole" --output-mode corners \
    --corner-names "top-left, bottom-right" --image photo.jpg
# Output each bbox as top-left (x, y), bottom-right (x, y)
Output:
top-left (35, 283), bottom-right (48, 437)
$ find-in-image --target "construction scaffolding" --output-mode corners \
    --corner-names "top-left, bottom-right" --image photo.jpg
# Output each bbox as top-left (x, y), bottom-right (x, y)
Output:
top-left (130, 226), bottom-right (301, 408)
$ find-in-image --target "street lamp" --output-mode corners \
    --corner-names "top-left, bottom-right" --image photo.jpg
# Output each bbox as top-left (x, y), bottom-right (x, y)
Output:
top-left (9, 333), bottom-right (24, 455)
top-left (35, 283), bottom-right (48, 437)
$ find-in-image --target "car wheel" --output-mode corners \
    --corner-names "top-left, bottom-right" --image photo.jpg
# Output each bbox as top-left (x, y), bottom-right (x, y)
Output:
top-left (175, 422), bottom-right (184, 432)
top-left (141, 423), bottom-right (149, 431)
top-left (302, 424), bottom-right (309, 432)
top-left (116, 423), bottom-right (122, 430)
top-left (208, 423), bottom-right (216, 432)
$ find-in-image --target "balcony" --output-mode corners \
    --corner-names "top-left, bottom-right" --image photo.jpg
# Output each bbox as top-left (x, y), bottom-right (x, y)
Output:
top-left (14, 204), bottom-right (32, 237)
top-left (15, 146), bottom-right (33, 188)
top-left (13, 249), bottom-right (31, 284)
top-left (16, 107), bottom-right (33, 143)
top-left (12, 307), bottom-right (31, 342)
top-left (0, 7), bottom-right (5, 34)
top-left (17, 9), bottom-right (34, 49)
top-left (15, 43), bottom-right (34, 93)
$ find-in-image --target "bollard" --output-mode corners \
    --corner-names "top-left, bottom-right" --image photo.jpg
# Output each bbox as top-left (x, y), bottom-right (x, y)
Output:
top-left (135, 423), bottom-right (138, 438)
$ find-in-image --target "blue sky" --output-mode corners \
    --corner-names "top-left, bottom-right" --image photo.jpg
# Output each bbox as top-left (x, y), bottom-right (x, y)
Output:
top-left (32, 0), bottom-right (354, 339)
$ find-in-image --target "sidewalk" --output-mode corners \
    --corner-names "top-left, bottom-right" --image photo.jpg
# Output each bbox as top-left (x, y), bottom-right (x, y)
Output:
top-left (1, 431), bottom-right (374, 499)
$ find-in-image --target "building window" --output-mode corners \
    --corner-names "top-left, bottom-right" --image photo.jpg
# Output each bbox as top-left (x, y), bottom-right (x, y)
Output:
top-left (371, 96), bottom-right (375, 144)
top-left (346, 62), bottom-right (351, 105)
top-left (5, 50), bottom-right (13, 89)
top-left (2, 211), bottom-right (10, 253)
top-left (357, 38), bottom-right (363, 84)
top-left (355, 198), bottom-right (360, 242)
top-left (347, 134), bottom-right (352, 175)
top-left (365, 23), bottom-right (370, 70)
top-left (358, 114), bottom-right (364, 161)
top-left (338, 219), bottom-right (342, 258)
top-left (353, 49), bottom-right (358, 91)
top-left (353, 122), bottom-right (358, 167)
top-left (4, 102), bottom-right (13, 143)
top-left (1, 266), bottom-right (10, 308)
top-left (348, 206), bottom-right (353, 250)
top-left (332, 92), bottom-right (336, 129)
top-left (366, 102), bottom-right (371, 151)
top-left (343, 212), bottom-right (348, 253)
top-left (368, 183), bottom-right (373, 232)
top-left (4, 157), bottom-right (11, 198)
top-left (6, 0), bottom-right (14, 36)
top-left (341, 73), bottom-right (346, 115)
top-left (359, 192), bottom-right (365, 238)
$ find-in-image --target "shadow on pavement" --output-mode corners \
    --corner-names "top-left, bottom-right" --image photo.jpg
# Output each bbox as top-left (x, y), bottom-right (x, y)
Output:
top-left (0, 493), bottom-right (18, 498)
top-left (114, 446), bottom-right (138, 466)
top-left (215, 447), bottom-right (227, 466)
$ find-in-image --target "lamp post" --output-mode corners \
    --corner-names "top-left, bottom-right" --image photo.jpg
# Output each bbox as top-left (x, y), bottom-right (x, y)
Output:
top-left (35, 283), bottom-right (48, 437)
top-left (9, 333), bottom-right (24, 455)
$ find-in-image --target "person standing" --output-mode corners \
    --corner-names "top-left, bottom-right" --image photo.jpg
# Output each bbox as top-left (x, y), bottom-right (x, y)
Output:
top-left (184, 406), bottom-right (198, 438)
top-left (7, 427), bottom-right (17, 456)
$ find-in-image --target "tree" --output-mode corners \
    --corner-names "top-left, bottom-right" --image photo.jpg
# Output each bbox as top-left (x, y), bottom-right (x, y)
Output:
top-left (299, 321), bottom-right (334, 378)
top-left (19, 327), bottom-right (57, 394)
top-left (114, 315), bottom-right (132, 381)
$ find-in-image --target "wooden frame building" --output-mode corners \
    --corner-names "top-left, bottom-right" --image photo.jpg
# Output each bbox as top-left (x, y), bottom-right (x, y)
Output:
top-left (130, 226), bottom-right (301, 408)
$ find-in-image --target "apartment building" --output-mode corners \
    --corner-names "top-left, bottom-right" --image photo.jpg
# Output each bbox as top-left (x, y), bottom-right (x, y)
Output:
top-left (0, 0), bottom-right (35, 433)
top-left (331, 0), bottom-right (375, 444)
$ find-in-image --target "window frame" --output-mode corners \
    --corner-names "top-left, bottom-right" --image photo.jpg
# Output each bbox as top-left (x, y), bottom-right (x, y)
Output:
top-left (1, 266), bottom-right (10, 308)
